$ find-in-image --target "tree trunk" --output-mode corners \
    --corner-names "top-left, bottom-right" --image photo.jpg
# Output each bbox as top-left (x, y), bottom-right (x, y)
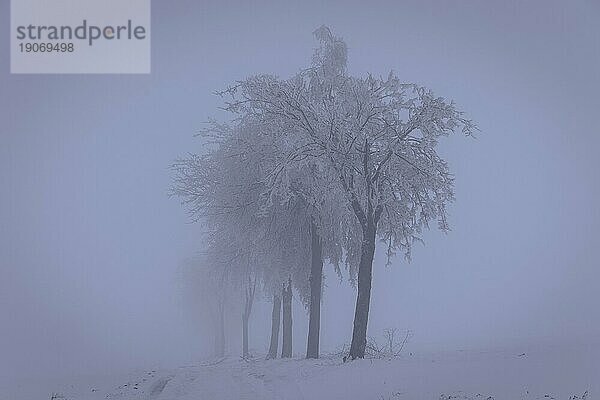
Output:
top-left (242, 313), bottom-right (249, 358)
top-left (242, 277), bottom-right (255, 359)
top-left (349, 219), bottom-right (377, 359)
top-left (306, 221), bottom-right (323, 359)
top-left (216, 299), bottom-right (225, 358)
top-left (266, 294), bottom-right (281, 359)
top-left (281, 278), bottom-right (293, 358)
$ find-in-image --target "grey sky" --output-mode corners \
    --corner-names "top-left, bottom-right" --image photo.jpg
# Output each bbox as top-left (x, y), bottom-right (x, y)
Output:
top-left (1, 0), bottom-right (599, 383)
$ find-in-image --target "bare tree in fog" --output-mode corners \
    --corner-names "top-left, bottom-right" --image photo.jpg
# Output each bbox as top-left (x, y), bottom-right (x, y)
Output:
top-left (172, 122), bottom-right (265, 358)
top-left (173, 121), bottom-right (315, 358)
top-left (215, 26), bottom-right (476, 359)
top-left (173, 107), bottom-right (354, 359)
top-left (179, 257), bottom-right (228, 358)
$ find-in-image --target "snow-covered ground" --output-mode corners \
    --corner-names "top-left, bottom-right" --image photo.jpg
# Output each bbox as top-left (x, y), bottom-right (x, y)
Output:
top-left (3, 343), bottom-right (596, 400)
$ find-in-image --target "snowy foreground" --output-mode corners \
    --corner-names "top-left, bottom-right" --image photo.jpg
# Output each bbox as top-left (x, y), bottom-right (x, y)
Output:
top-left (4, 344), bottom-right (597, 400)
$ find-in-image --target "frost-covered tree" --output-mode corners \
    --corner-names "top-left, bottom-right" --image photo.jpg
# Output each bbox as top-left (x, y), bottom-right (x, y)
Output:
top-left (216, 26), bottom-right (476, 359)
top-left (172, 121), bottom-right (266, 358)
top-left (172, 119), bottom-right (313, 358)
top-left (198, 227), bottom-right (259, 359)
top-left (207, 75), bottom-right (353, 360)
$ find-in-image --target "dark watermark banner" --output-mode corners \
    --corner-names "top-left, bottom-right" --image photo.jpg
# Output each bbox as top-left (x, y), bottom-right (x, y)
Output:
top-left (11, 0), bottom-right (151, 74)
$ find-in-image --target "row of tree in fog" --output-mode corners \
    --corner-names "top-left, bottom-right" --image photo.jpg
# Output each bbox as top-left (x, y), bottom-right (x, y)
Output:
top-left (172, 26), bottom-right (475, 360)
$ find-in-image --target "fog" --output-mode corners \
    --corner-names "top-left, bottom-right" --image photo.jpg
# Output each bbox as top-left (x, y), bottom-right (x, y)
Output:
top-left (1, 0), bottom-right (599, 386)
